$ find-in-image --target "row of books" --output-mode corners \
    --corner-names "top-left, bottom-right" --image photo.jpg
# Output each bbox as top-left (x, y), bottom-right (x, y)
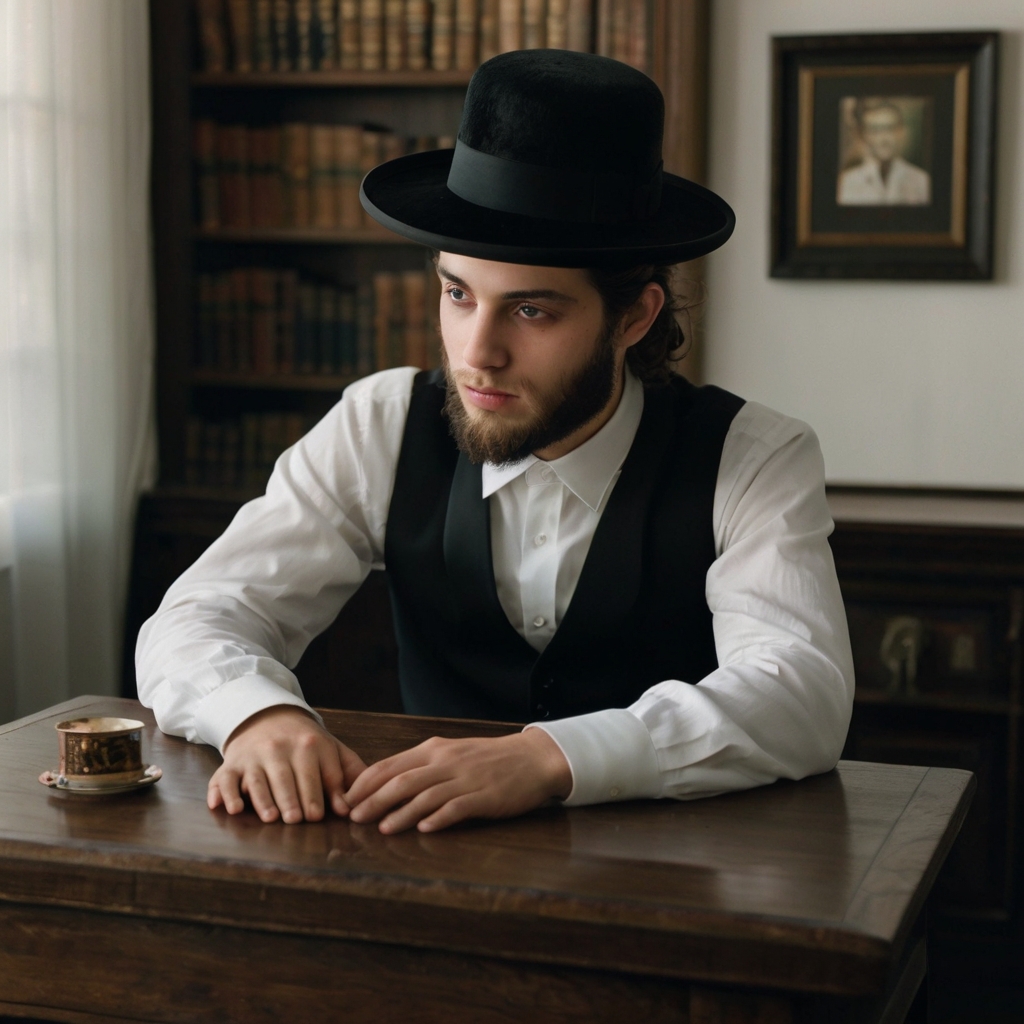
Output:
top-left (194, 120), bottom-right (454, 231)
top-left (195, 267), bottom-right (437, 377)
top-left (195, 0), bottom-right (647, 75)
top-left (185, 412), bottom-right (310, 490)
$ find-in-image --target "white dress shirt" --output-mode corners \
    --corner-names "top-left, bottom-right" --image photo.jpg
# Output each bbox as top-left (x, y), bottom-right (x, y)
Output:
top-left (136, 366), bottom-right (854, 806)
top-left (837, 156), bottom-right (931, 206)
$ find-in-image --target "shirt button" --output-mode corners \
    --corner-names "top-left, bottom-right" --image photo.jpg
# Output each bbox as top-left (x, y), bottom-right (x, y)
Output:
top-left (533, 615), bottom-right (546, 628)
top-left (609, 787), bottom-right (620, 798)
top-left (534, 533), bottom-right (547, 547)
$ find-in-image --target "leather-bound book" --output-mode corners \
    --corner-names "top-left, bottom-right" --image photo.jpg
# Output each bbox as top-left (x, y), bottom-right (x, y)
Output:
top-left (217, 124), bottom-right (250, 229)
top-left (626, 0), bottom-right (646, 70)
top-left (454, 0), bottom-right (478, 70)
top-left (195, 0), bottom-right (228, 72)
top-left (294, 0), bottom-right (313, 70)
top-left (431, 0), bottom-right (454, 70)
top-left (479, 0), bottom-right (500, 62)
top-left (264, 126), bottom-right (285, 226)
top-left (384, 0), bottom-right (405, 70)
top-left (523, 0), bottom-right (545, 48)
top-left (282, 122), bottom-right (311, 227)
top-left (401, 270), bottom-right (428, 369)
top-left (356, 282), bottom-right (374, 374)
top-left (565, 0), bottom-right (591, 51)
top-left (247, 128), bottom-right (268, 226)
top-left (229, 268), bottom-right (253, 370)
top-left (250, 269), bottom-right (278, 374)
top-left (610, 0), bottom-right (629, 63)
top-left (273, 0), bottom-right (294, 70)
top-left (595, 0), bottom-right (611, 55)
top-left (339, 289), bottom-right (358, 374)
top-left (546, 0), bottom-right (567, 49)
top-left (193, 119), bottom-right (220, 230)
top-left (225, 0), bottom-right (254, 71)
top-left (339, 0), bottom-right (360, 68)
top-left (310, 125), bottom-right (337, 228)
top-left (334, 125), bottom-right (363, 228)
top-left (405, 0), bottom-right (430, 71)
top-left (315, 0), bottom-right (338, 68)
top-left (359, 129), bottom-right (382, 227)
top-left (360, 0), bottom-right (384, 70)
top-left (214, 273), bottom-right (233, 369)
top-left (498, 0), bottom-right (522, 52)
top-left (276, 270), bottom-right (299, 373)
top-left (372, 271), bottom-right (398, 370)
top-left (253, 0), bottom-right (274, 70)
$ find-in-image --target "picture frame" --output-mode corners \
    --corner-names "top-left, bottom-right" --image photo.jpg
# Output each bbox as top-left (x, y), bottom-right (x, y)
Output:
top-left (770, 32), bottom-right (998, 280)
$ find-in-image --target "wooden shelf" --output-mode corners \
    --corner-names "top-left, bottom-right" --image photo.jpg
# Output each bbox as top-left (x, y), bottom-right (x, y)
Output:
top-left (195, 226), bottom-right (412, 245)
top-left (191, 370), bottom-right (357, 391)
top-left (192, 70), bottom-right (474, 88)
top-left (853, 687), bottom-right (1018, 716)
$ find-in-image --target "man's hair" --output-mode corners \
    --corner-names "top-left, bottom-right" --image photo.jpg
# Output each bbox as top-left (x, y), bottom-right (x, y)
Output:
top-left (856, 98), bottom-right (904, 129)
top-left (586, 264), bottom-right (694, 386)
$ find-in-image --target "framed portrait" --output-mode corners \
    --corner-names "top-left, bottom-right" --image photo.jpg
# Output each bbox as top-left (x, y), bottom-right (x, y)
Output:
top-left (770, 33), bottom-right (998, 279)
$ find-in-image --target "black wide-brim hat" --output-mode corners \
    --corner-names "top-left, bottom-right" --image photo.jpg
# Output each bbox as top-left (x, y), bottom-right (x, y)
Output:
top-left (360, 50), bottom-right (734, 268)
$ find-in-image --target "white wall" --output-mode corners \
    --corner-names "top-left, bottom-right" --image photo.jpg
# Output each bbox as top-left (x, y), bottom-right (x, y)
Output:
top-left (704, 0), bottom-right (1024, 487)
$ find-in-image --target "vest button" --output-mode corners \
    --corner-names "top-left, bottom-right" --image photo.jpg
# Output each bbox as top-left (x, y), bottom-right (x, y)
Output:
top-left (542, 677), bottom-right (553, 690)
top-left (534, 704), bottom-right (550, 719)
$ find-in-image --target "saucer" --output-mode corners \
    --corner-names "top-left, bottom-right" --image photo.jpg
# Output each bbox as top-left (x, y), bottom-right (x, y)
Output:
top-left (38, 764), bottom-right (162, 794)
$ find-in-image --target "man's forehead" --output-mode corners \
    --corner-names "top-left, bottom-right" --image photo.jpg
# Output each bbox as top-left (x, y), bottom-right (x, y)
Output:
top-left (436, 253), bottom-right (592, 296)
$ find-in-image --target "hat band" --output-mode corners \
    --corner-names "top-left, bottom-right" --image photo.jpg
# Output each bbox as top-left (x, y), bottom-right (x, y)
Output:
top-left (446, 140), bottom-right (663, 225)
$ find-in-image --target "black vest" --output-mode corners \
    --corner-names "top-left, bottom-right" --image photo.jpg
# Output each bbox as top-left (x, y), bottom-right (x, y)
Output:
top-left (384, 370), bottom-right (744, 723)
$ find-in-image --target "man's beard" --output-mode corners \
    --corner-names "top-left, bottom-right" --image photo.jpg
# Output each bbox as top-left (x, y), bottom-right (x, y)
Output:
top-left (442, 325), bottom-right (618, 466)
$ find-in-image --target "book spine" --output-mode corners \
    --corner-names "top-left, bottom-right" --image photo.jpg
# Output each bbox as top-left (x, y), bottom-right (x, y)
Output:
top-left (338, 289), bottom-right (357, 374)
top-left (334, 125), bottom-right (363, 229)
top-left (215, 273), bottom-right (233, 369)
top-left (221, 420), bottom-right (242, 489)
top-left (273, 0), bottom-right (294, 70)
top-left (310, 124), bottom-right (337, 227)
top-left (478, 0), bottom-right (500, 62)
top-left (360, 0), bottom-right (384, 70)
top-left (283, 413), bottom-right (306, 449)
top-left (193, 119), bottom-right (220, 230)
top-left (203, 420), bottom-right (223, 488)
top-left (546, 0), bottom-right (567, 49)
top-left (196, 273), bottom-right (217, 367)
top-left (315, 0), bottom-right (338, 69)
top-left (265, 126), bottom-right (284, 226)
top-left (276, 270), bottom-right (298, 373)
top-left (498, 0), bottom-right (522, 53)
top-left (431, 0), bottom-right (454, 71)
top-left (454, 0), bottom-right (478, 70)
top-left (253, 0), bottom-right (275, 70)
top-left (359, 130), bottom-right (381, 227)
top-left (250, 269), bottom-right (277, 373)
top-left (565, 0), bottom-right (591, 51)
top-left (627, 0), bottom-right (646, 70)
top-left (217, 124), bottom-right (250, 229)
top-left (247, 127), bottom-right (267, 226)
top-left (356, 282), bottom-right (374, 374)
top-left (294, 0), bottom-right (313, 70)
top-left (297, 282), bottom-right (318, 373)
top-left (595, 0), bottom-right (611, 56)
top-left (610, 0), bottom-right (629, 63)
top-left (372, 271), bottom-right (396, 370)
top-left (401, 270), bottom-right (428, 369)
top-left (384, 0), bottom-right (405, 71)
top-left (282, 122), bottom-right (311, 227)
top-left (229, 268), bottom-right (253, 371)
top-left (185, 416), bottom-right (204, 486)
top-left (195, 0), bottom-right (229, 73)
top-left (317, 286), bottom-right (338, 373)
top-left (225, 0), bottom-right (254, 71)
top-left (339, 0), bottom-right (360, 69)
top-left (405, 0), bottom-right (430, 71)
top-left (523, 0), bottom-right (545, 48)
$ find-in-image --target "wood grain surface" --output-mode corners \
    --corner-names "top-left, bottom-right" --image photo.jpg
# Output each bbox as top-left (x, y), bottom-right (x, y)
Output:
top-left (0, 696), bottom-right (974, 1018)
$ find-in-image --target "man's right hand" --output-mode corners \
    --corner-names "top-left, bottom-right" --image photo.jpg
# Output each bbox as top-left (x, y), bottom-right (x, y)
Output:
top-left (207, 706), bottom-right (368, 824)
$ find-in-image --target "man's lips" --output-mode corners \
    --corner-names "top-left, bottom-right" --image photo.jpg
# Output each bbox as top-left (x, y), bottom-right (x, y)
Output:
top-left (463, 384), bottom-right (517, 411)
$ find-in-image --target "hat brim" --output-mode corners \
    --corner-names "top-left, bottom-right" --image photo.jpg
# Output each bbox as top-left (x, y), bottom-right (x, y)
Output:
top-left (360, 149), bottom-right (734, 268)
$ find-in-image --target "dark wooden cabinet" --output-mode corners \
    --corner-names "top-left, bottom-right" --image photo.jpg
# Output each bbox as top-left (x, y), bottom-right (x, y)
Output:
top-left (828, 488), bottom-right (1024, 1020)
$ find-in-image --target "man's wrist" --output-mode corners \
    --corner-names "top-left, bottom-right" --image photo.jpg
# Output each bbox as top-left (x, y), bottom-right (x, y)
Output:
top-left (520, 727), bottom-right (573, 801)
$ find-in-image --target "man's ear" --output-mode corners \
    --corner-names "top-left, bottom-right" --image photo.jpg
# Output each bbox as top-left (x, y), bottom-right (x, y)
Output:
top-left (617, 282), bottom-right (666, 351)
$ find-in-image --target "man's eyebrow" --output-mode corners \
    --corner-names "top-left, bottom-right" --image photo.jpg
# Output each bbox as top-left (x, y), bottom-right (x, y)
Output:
top-left (436, 264), bottom-right (578, 303)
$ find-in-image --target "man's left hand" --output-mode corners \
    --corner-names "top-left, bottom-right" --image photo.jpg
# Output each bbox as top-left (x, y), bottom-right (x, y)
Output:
top-left (344, 729), bottom-right (573, 834)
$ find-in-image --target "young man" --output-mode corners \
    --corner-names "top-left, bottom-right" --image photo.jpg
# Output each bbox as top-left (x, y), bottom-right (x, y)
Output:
top-left (137, 50), bottom-right (853, 834)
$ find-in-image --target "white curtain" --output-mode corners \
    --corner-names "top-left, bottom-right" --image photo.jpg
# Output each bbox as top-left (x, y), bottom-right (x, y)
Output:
top-left (0, 0), bottom-right (156, 723)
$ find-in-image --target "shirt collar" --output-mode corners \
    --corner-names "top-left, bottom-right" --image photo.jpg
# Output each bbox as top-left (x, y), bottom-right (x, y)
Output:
top-left (480, 369), bottom-right (645, 512)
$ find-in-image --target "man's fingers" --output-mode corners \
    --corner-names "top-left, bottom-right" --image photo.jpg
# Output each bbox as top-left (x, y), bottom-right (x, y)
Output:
top-left (261, 761), bottom-right (303, 824)
top-left (344, 748), bottom-right (430, 806)
top-left (208, 768), bottom-right (245, 814)
top-left (290, 738), bottom-right (328, 822)
top-left (337, 739), bottom-right (369, 788)
top-left (242, 767), bottom-right (281, 823)
top-left (349, 763), bottom-right (451, 824)
top-left (416, 793), bottom-right (483, 833)
top-left (377, 781), bottom-right (469, 834)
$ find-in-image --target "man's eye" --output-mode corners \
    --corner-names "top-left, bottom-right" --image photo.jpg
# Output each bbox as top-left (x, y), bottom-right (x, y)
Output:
top-left (518, 304), bottom-right (543, 319)
top-left (448, 287), bottom-right (466, 301)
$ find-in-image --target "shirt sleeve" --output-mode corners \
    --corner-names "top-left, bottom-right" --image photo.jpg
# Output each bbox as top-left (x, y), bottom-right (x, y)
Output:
top-left (135, 366), bottom-right (419, 753)
top-left (529, 401), bottom-right (855, 806)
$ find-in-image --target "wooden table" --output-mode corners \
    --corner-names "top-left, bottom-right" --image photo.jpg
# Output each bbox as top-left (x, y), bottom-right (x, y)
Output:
top-left (0, 696), bottom-right (973, 1024)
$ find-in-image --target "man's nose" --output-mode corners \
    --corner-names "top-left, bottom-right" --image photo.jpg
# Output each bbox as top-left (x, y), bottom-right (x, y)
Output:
top-left (462, 309), bottom-right (509, 370)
